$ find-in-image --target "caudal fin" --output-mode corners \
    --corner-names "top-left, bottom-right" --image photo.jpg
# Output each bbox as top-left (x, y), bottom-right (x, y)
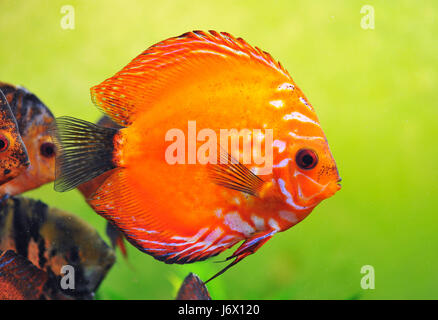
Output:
top-left (51, 116), bottom-right (119, 192)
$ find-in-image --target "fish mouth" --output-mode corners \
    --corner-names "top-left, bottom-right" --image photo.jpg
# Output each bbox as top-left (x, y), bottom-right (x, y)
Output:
top-left (336, 177), bottom-right (342, 189)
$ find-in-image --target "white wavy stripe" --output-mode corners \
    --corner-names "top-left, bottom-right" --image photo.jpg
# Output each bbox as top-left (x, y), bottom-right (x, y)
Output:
top-left (270, 100), bottom-right (284, 108)
top-left (191, 49), bottom-right (228, 58)
top-left (167, 241), bottom-right (205, 258)
top-left (171, 227), bottom-right (209, 242)
top-left (147, 229), bottom-right (235, 260)
top-left (132, 227), bottom-right (158, 234)
top-left (224, 212), bottom-right (255, 236)
top-left (294, 170), bottom-right (330, 201)
top-left (201, 235), bottom-right (240, 254)
top-left (279, 210), bottom-right (299, 224)
top-left (195, 32), bottom-right (289, 77)
top-left (283, 112), bottom-right (320, 127)
top-left (288, 131), bottom-right (324, 141)
top-left (294, 170), bottom-right (324, 186)
top-left (177, 228), bottom-right (224, 258)
top-left (277, 178), bottom-right (312, 210)
top-left (299, 97), bottom-right (313, 110)
top-left (273, 139), bottom-right (286, 153)
top-left (177, 234), bottom-right (239, 260)
top-left (277, 82), bottom-right (295, 91)
top-left (268, 218), bottom-right (280, 231)
top-left (251, 215), bottom-right (265, 230)
top-left (273, 158), bottom-right (292, 168)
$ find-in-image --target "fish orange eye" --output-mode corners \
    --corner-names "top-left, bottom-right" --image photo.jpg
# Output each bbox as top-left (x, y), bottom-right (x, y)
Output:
top-left (0, 135), bottom-right (9, 152)
top-left (295, 149), bottom-right (318, 170)
top-left (40, 142), bottom-right (55, 158)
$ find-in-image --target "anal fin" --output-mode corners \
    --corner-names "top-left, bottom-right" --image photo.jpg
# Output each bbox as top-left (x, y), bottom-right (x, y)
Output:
top-left (89, 169), bottom-right (230, 264)
top-left (106, 222), bottom-right (128, 259)
top-left (205, 229), bottom-right (276, 283)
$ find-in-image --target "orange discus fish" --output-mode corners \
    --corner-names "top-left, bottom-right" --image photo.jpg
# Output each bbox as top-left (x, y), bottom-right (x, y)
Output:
top-left (0, 89), bottom-right (29, 186)
top-left (53, 31), bottom-right (341, 281)
top-left (0, 82), bottom-right (56, 196)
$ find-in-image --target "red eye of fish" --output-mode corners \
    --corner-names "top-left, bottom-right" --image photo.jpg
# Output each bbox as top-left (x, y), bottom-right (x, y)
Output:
top-left (40, 142), bottom-right (56, 158)
top-left (295, 149), bottom-right (318, 170)
top-left (0, 135), bottom-right (9, 152)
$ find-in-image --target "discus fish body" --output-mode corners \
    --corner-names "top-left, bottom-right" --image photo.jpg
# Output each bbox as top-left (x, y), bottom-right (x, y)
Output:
top-left (53, 31), bottom-right (341, 281)
top-left (0, 90), bottom-right (29, 185)
top-left (0, 82), bottom-right (56, 196)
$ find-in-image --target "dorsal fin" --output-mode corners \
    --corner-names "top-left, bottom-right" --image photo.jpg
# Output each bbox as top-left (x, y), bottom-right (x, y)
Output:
top-left (90, 30), bottom-right (290, 126)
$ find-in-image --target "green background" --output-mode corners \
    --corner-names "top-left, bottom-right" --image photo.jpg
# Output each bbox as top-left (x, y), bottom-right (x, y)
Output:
top-left (1, 0), bottom-right (436, 299)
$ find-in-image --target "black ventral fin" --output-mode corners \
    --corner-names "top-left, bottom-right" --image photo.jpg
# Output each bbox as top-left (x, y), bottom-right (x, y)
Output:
top-left (51, 116), bottom-right (119, 192)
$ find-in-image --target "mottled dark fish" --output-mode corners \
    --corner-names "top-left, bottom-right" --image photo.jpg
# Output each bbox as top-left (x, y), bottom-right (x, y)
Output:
top-left (176, 273), bottom-right (211, 300)
top-left (0, 90), bottom-right (29, 186)
top-left (0, 82), bottom-right (55, 196)
top-left (0, 249), bottom-right (68, 300)
top-left (0, 196), bottom-right (116, 299)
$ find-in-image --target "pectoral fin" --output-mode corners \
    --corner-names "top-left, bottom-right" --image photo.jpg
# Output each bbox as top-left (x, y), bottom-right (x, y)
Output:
top-left (207, 146), bottom-right (264, 197)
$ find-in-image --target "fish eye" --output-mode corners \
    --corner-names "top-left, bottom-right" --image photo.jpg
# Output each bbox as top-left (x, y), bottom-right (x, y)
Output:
top-left (40, 142), bottom-right (56, 158)
top-left (295, 149), bottom-right (318, 170)
top-left (0, 135), bottom-right (9, 152)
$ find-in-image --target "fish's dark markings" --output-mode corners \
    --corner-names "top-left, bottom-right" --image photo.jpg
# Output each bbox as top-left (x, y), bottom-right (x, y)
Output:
top-left (49, 248), bottom-right (57, 258)
top-left (37, 237), bottom-right (47, 269)
top-left (30, 200), bottom-right (48, 268)
top-left (12, 197), bottom-right (31, 258)
top-left (44, 266), bottom-right (64, 298)
top-left (69, 246), bottom-right (80, 264)
top-left (0, 83), bottom-right (54, 136)
top-left (3, 169), bottom-right (10, 175)
top-left (9, 197), bottom-right (48, 264)
top-left (317, 164), bottom-right (338, 182)
top-left (0, 201), bottom-right (7, 233)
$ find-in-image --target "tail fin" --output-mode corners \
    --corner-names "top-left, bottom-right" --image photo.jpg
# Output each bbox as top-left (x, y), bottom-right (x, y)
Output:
top-left (51, 116), bottom-right (119, 192)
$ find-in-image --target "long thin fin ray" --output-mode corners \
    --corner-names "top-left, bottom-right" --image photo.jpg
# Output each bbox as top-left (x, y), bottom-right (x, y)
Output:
top-left (205, 230), bottom-right (275, 283)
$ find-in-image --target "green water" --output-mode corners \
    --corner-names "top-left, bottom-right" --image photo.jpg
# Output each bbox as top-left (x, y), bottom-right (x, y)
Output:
top-left (1, 0), bottom-right (436, 299)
